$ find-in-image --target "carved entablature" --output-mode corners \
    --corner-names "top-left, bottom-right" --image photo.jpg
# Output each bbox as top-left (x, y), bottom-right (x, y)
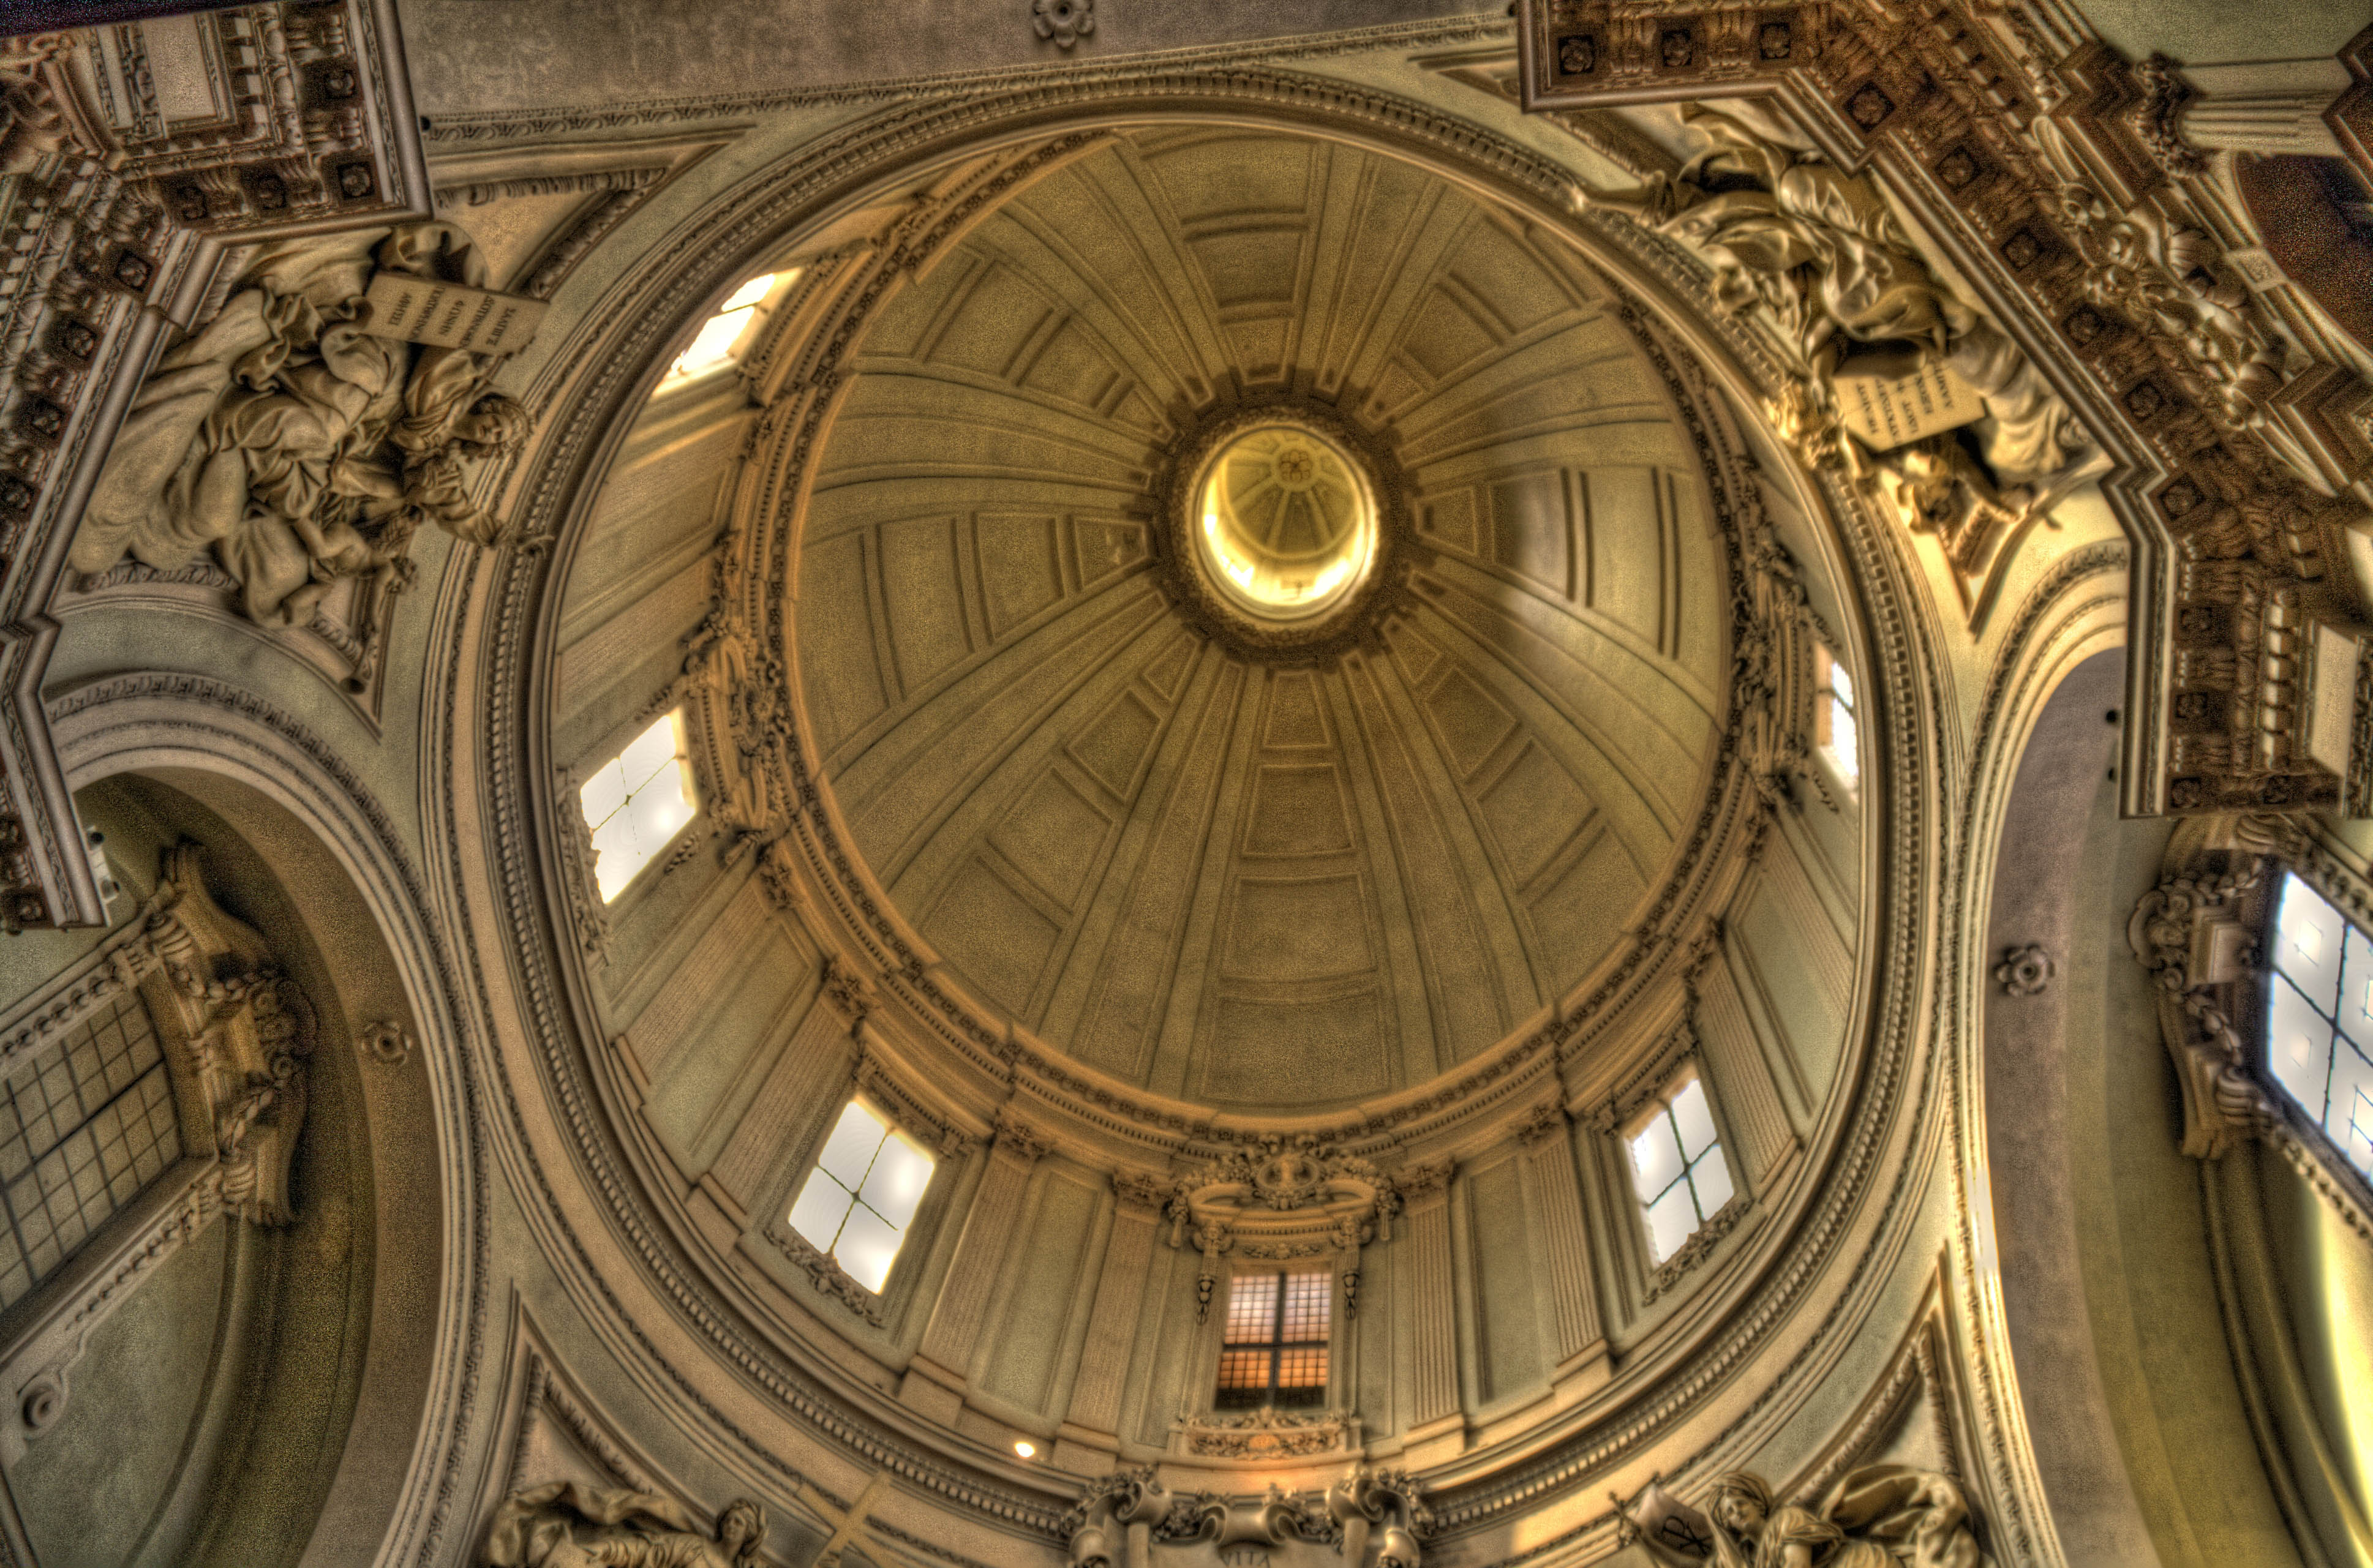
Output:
top-left (1513, 0), bottom-right (2373, 819)
top-left (1, 6), bottom-right (432, 932)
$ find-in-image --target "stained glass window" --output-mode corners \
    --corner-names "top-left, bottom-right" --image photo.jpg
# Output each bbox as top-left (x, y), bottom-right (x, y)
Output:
top-left (1627, 1068), bottom-right (1735, 1266)
top-left (578, 710), bottom-right (698, 902)
top-left (1215, 1269), bottom-right (1330, 1409)
top-left (786, 1100), bottom-right (935, 1294)
top-left (2265, 874), bottom-right (2373, 1179)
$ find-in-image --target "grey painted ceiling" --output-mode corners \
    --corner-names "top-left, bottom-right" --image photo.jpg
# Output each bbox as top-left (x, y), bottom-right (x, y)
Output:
top-left (793, 128), bottom-right (1726, 1111)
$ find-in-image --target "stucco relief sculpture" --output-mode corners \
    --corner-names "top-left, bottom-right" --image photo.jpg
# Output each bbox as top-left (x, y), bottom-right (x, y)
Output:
top-left (1615, 1465), bottom-right (1991, 1568)
top-left (1576, 106), bottom-right (2104, 547)
top-left (482, 1482), bottom-right (765, 1568)
top-left (142, 842), bottom-right (318, 1226)
top-left (73, 221), bottom-right (534, 627)
top-left (2127, 845), bottom-right (2276, 1158)
top-left (1066, 1466), bottom-right (1427, 1567)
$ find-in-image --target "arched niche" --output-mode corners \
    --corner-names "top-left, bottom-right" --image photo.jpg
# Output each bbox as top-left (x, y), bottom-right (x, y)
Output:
top-left (0, 714), bottom-right (467, 1568)
top-left (1979, 648), bottom-right (2331, 1567)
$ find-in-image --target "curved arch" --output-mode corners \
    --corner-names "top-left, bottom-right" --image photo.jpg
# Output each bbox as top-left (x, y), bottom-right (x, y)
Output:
top-left (44, 678), bottom-right (484, 1568)
top-left (426, 60), bottom-right (1989, 1568)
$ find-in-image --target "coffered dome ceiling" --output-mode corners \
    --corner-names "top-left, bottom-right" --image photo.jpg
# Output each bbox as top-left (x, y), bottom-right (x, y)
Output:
top-left (792, 128), bottom-right (1729, 1113)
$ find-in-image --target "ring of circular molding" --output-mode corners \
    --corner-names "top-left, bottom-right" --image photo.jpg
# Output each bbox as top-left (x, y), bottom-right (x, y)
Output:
top-left (466, 64), bottom-right (1949, 1547)
top-left (1151, 397), bottom-right (1412, 661)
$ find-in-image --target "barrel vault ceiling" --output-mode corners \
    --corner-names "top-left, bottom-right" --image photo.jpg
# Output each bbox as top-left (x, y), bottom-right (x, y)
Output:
top-left (792, 128), bottom-right (1728, 1112)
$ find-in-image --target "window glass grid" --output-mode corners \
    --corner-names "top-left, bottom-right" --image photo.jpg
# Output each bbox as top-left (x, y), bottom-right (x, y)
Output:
top-left (1627, 1072), bottom-right (1736, 1266)
top-left (580, 711), bottom-right (698, 902)
top-left (1816, 645), bottom-right (1859, 790)
top-left (786, 1100), bottom-right (934, 1295)
top-left (0, 994), bottom-right (181, 1313)
top-left (1214, 1269), bottom-right (1331, 1409)
top-left (2266, 874), bottom-right (2373, 1180)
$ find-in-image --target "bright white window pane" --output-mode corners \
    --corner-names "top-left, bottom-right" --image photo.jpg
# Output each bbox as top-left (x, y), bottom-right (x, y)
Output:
top-left (579, 760), bottom-right (630, 828)
top-left (2268, 977), bottom-right (2333, 1116)
top-left (720, 271), bottom-right (780, 313)
top-left (788, 1168), bottom-right (854, 1251)
top-left (589, 812), bottom-right (645, 901)
top-left (1644, 1184), bottom-right (1697, 1263)
top-left (859, 1133), bottom-right (933, 1231)
top-left (1828, 658), bottom-right (1854, 708)
top-left (615, 716), bottom-right (683, 793)
top-left (2341, 1079), bottom-right (2373, 1177)
top-left (1690, 1144), bottom-right (1735, 1218)
top-left (2275, 876), bottom-right (2347, 1008)
top-left (835, 1202), bottom-right (903, 1293)
top-left (1827, 699), bottom-right (1859, 782)
top-left (1629, 1116), bottom-right (1684, 1202)
top-left (669, 306), bottom-right (754, 381)
top-left (2341, 927), bottom-right (2373, 1050)
top-left (1671, 1078), bottom-right (1718, 1159)
top-left (2328, 1039), bottom-right (2373, 1155)
top-left (622, 768), bottom-right (694, 849)
top-left (816, 1101), bottom-right (889, 1189)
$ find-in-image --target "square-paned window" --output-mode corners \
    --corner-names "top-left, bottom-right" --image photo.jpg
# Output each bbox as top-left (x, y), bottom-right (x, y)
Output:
top-left (786, 1100), bottom-right (935, 1294)
top-left (578, 711), bottom-right (698, 902)
top-left (1214, 1269), bottom-right (1330, 1410)
top-left (2265, 873), bottom-right (2373, 1182)
top-left (1626, 1068), bottom-right (1736, 1266)
top-left (1815, 643), bottom-right (1859, 791)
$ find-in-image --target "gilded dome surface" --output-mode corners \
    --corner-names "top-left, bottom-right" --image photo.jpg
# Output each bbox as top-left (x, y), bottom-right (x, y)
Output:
top-left (792, 128), bottom-right (1728, 1111)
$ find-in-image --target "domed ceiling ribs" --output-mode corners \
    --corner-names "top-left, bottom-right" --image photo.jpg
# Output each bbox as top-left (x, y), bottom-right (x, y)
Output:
top-left (788, 131), bottom-right (1730, 1111)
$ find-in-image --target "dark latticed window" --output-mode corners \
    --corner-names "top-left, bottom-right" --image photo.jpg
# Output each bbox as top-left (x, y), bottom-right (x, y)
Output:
top-left (1215, 1269), bottom-right (1329, 1409)
top-left (0, 992), bottom-right (181, 1311)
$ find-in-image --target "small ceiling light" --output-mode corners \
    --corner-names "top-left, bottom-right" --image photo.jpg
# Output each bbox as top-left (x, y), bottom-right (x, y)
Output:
top-left (1013, 1440), bottom-right (1038, 1460)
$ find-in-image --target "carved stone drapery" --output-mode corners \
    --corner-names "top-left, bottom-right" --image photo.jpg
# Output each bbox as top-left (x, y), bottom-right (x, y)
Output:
top-left (73, 220), bottom-right (538, 629)
top-left (1517, 0), bottom-right (2372, 819)
top-left (1, 8), bottom-right (431, 931)
top-left (1613, 1463), bottom-right (1987, 1568)
top-left (1162, 1135), bottom-right (1396, 1327)
top-left (481, 1482), bottom-right (765, 1568)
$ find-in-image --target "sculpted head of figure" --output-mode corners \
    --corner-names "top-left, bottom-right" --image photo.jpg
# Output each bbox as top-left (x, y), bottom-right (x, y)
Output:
top-left (455, 392), bottom-right (532, 460)
top-left (1709, 1472), bottom-right (1775, 1539)
top-left (717, 1499), bottom-right (765, 1562)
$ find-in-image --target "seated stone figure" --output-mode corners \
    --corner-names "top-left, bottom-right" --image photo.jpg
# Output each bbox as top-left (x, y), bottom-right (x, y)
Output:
top-left (481, 1482), bottom-right (765, 1568)
top-left (1576, 107), bottom-right (2102, 519)
top-left (73, 220), bottom-right (530, 626)
top-left (1617, 1465), bottom-right (1992, 1568)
